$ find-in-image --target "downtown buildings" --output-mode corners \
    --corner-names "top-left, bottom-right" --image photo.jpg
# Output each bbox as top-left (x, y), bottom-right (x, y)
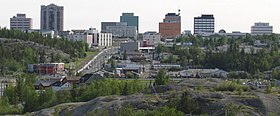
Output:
top-left (105, 24), bottom-right (137, 38)
top-left (142, 31), bottom-right (161, 47)
top-left (101, 13), bottom-right (138, 39)
top-left (159, 13), bottom-right (181, 39)
top-left (194, 14), bottom-right (215, 34)
top-left (251, 22), bottom-right (273, 35)
top-left (101, 22), bottom-right (127, 33)
top-left (120, 13), bottom-right (139, 32)
top-left (40, 3), bottom-right (64, 32)
top-left (66, 28), bottom-right (112, 47)
top-left (10, 14), bottom-right (32, 31)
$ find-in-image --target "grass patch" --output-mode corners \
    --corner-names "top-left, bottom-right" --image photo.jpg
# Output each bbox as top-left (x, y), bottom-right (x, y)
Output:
top-left (65, 51), bottom-right (97, 70)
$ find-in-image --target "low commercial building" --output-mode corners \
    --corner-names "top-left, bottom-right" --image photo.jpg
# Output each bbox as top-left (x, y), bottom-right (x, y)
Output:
top-left (168, 68), bottom-right (228, 78)
top-left (142, 31), bottom-right (161, 47)
top-left (101, 22), bottom-right (127, 33)
top-left (120, 41), bottom-right (140, 52)
top-left (112, 37), bottom-right (129, 46)
top-left (198, 30), bottom-right (248, 38)
top-left (115, 63), bottom-right (144, 76)
top-left (66, 33), bottom-right (93, 47)
top-left (152, 63), bottom-right (181, 70)
top-left (28, 63), bottom-right (64, 75)
top-left (251, 22), bottom-right (273, 35)
top-left (106, 25), bottom-right (137, 38)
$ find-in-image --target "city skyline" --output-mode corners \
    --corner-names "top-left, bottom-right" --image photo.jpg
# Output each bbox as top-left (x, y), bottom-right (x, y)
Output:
top-left (1, 0), bottom-right (280, 33)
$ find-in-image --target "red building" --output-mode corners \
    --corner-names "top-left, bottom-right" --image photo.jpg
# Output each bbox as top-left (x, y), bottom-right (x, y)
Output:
top-left (28, 63), bottom-right (65, 75)
top-left (159, 22), bottom-right (181, 39)
top-left (159, 13), bottom-right (181, 39)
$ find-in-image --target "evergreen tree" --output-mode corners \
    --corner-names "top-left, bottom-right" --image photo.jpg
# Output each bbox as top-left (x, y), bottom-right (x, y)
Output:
top-left (121, 82), bottom-right (129, 95)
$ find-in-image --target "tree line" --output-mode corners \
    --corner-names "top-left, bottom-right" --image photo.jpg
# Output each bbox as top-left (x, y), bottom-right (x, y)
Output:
top-left (0, 74), bottom-right (147, 114)
top-left (156, 34), bottom-right (280, 75)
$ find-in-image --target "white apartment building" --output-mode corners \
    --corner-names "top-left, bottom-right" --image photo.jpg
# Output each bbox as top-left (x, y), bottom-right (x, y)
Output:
top-left (142, 31), bottom-right (161, 47)
top-left (92, 32), bottom-right (113, 47)
top-left (85, 28), bottom-right (112, 47)
top-left (67, 28), bottom-right (112, 47)
top-left (10, 14), bottom-right (32, 31)
top-left (251, 22), bottom-right (273, 35)
top-left (66, 33), bottom-right (93, 47)
top-left (106, 25), bottom-right (137, 38)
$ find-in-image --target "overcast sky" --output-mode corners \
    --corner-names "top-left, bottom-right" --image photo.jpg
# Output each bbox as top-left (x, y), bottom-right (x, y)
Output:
top-left (1, 0), bottom-right (279, 33)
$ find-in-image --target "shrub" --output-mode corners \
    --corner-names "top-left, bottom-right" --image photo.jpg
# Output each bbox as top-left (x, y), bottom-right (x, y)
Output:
top-left (214, 81), bottom-right (250, 92)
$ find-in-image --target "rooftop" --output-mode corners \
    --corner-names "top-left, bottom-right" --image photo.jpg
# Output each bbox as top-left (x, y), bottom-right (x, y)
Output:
top-left (166, 13), bottom-right (179, 16)
top-left (195, 14), bottom-right (214, 19)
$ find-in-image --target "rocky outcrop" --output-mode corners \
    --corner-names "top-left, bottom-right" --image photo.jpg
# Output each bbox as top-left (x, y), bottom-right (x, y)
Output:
top-left (33, 79), bottom-right (278, 116)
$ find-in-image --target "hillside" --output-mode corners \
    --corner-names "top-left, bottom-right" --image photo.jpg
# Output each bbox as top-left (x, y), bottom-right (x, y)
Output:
top-left (32, 78), bottom-right (280, 116)
top-left (0, 28), bottom-right (90, 75)
top-left (0, 38), bottom-right (69, 75)
top-left (0, 38), bottom-right (70, 61)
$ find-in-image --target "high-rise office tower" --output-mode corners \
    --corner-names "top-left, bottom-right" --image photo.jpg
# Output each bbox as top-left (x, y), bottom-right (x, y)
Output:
top-left (120, 13), bottom-right (139, 32)
top-left (194, 14), bottom-right (215, 34)
top-left (159, 13), bottom-right (181, 39)
top-left (40, 3), bottom-right (64, 31)
top-left (10, 14), bottom-right (32, 31)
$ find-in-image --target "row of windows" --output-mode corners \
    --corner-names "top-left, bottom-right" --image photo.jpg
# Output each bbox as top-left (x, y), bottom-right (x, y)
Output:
top-left (251, 28), bottom-right (273, 31)
top-left (251, 27), bottom-right (273, 29)
top-left (194, 27), bottom-right (215, 29)
top-left (10, 25), bottom-right (31, 27)
top-left (194, 24), bottom-right (214, 27)
top-left (143, 35), bottom-right (160, 38)
top-left (194, 22), bottom-right (214, 24)
top-left (194, 19), bottom-right (214, 22)
top-left (194, 29), bottom-right (214, 31)
top-left (10, 22), bottom-right (31, 24)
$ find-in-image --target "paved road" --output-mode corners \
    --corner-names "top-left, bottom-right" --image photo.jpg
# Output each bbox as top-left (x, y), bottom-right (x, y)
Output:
top-left (76, 47), bottom-right (119, 74)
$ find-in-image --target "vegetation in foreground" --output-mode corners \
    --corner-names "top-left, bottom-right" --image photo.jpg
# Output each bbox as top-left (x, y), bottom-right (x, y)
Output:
top-left (0, 74), bottom-right (147, 114)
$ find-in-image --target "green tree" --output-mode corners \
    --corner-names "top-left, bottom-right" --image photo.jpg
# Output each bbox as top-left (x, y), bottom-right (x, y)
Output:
top-left (155, 69), bottom-right (170, 86)
top-left (55, 90), bottom-right (72, 104)
top-left (177, 91), bottom-right (199, 114)
top-left (121, 82), bottom-right (129, 95)
top-left (150, 106), bottom-right (184, 116)
top-left (22, 83), bottom-right (39, 113)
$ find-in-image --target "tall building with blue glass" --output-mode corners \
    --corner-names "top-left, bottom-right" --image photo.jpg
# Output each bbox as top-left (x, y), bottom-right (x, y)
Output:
top-left (120, 13), bottom-right (139, 32)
